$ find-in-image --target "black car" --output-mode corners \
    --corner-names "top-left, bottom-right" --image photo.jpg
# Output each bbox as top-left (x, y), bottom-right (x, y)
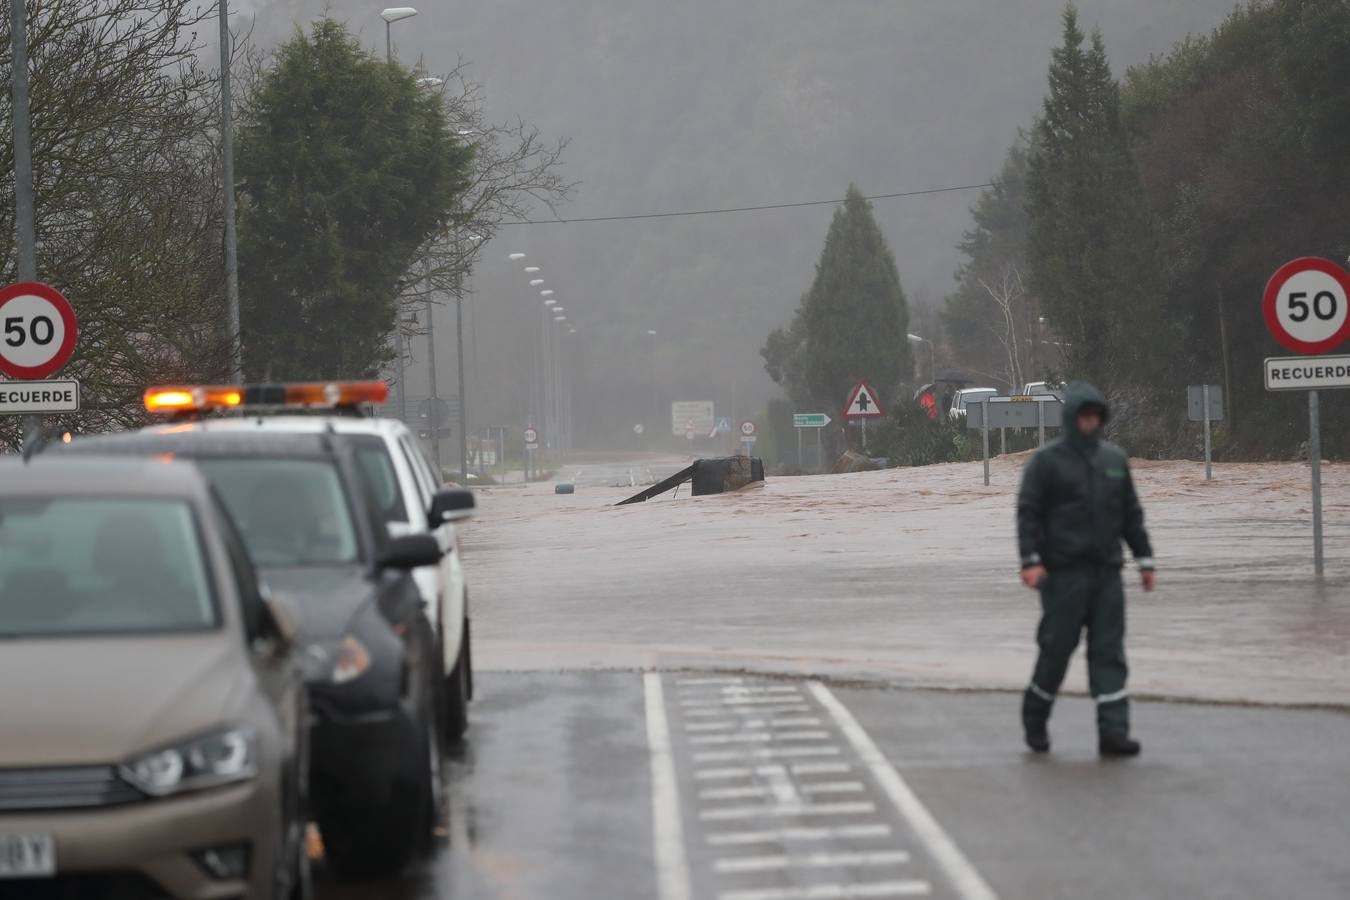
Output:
top-left (63, 429), bottom-right (445, 877)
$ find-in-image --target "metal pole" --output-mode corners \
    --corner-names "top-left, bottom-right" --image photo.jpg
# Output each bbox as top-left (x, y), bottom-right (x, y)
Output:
top-left (797, 427), bottom-right (803, 470)
top-left (219, 0), bottom-right (241, 380)
top-left (1037, 400), bottom-right (1045, 447)
top-left (816, 427), bottom-right (823, 474)
top-left (861, 417), bottom-right (868, 453)
top-left (999, 426), bottom-right (1006, 456)
top-left (1202, 384), bottom-right (1212, 482)
top-left (385, 21), bottom-right (391, 62)
top-left (456, 274), bottom-right (468, 481)
top-left (981, 400), bottom-right (990, 486)
top-left (423, 250), bottom-right (440, 473)
top-left (10, 0), bottom-right (42, 451)
top-left (385, 26), bottom-right (406, 421)
top-left (1310, 390), bottom-right (1324, 577)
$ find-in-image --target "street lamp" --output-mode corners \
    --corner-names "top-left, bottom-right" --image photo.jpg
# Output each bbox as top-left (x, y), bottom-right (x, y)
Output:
top-left (907, 333), bottom-right (936, 384)
top-left (380, 7), bottom-right (417, 62)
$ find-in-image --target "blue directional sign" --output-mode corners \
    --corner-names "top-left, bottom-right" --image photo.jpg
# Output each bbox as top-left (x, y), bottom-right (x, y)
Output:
top-left (714, 416), bottom-right (732, 434)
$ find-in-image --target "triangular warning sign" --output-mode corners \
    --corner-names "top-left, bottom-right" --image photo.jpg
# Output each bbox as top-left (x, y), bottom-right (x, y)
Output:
top-left (844, 380), bottom-right (884, 419)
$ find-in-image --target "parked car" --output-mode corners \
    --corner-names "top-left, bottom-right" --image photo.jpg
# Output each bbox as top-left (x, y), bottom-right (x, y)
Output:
top-left (0, 456), bottom-right (309, 899)
top-left (63, 418), bottom-right (445, 877)
top-left (948, 387), bottom-right (1000, 421)
top-left (178, 407), bottom-right (476, 742)
top-left (1020, 381), bottom-right (1063, 398)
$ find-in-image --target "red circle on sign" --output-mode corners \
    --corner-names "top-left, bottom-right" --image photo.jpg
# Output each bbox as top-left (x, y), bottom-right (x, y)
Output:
top-left (0, 282), bottom-right (78, 379)
top-left (1262, 258), bottom-right (1350, 355)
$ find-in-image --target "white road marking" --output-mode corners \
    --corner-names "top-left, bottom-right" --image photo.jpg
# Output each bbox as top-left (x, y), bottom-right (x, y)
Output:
top-left (700, 784), bottom-right (777, 801)
top-left (694, 746), bottom-right (841, 763)
top-left (808, 683), bottom-right (999, 900)
top-left (687, 718), bottom-right (823, 732)
top-left (697, 763), bottom-right (849, 781)
top-left (682, 696), bottom-right (806, 708)
top-left (715, 850), bottom-right (912, 874)
top-left (644, 673), bottom-right (692, 900)
top-left (677, 677), bottom-right (746, 686)
top-left (800, 781), bottom-right (867, 795)
top-left (690, 731), bottom-right (830, 745)
top-left (791, 762), bottom-right (853, 776)
top-left (706, 824), bottom-right (894, 847)
top-left (717, 686), bottom-right (802, 694)
top-left (718, 881), bottom-right (932, 900)
top-left (699, 802), bottom-right (877, 822)
top-left (686, 705), bottom-right (811, 718)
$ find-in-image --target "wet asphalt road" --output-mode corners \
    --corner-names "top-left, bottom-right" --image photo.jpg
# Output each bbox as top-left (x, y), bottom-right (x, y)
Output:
top-left (315, 672), bottom-right (1350, 900)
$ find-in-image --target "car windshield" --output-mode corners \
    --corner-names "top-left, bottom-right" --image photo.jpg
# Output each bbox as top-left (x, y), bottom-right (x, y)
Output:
top-left (195, 458), bottom-right (360, 566)
top-left (0, 497), bottom-right (216, 638)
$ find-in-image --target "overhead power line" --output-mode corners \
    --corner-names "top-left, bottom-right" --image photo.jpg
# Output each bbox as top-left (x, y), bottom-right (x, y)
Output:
top-left (499, 181), bottom-right (1000, 226)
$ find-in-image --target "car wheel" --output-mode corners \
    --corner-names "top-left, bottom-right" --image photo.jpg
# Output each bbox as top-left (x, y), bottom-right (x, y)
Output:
top-left (320, 642), bottom-right (441, 875)
top-left (442, 621), bottom-right (470, 744)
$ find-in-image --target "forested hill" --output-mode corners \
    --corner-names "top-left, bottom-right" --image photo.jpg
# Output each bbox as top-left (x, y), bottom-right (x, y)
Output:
top-left (246, 0), bottom-right (1238, 440)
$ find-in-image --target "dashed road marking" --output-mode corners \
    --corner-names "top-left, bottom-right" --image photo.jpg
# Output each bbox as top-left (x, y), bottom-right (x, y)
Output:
top-left (694, 746), bottom-right (843, 763)
top-left (718, 882), bottom-right (933, 900)
top-left (695, 762), bottom-right (852, 781)
top-left (715, 851), bottom-right (913, 874)
top-left (686, 705), bottom-right (812, 717)
top-left (705, 824), bottom-right (894, 847)
top-left (700, 801), bottom-right (878, 822)
top-left (690, 730), bottom-right (831, 745)
top-left (800, 780), bottom-right (867, 795)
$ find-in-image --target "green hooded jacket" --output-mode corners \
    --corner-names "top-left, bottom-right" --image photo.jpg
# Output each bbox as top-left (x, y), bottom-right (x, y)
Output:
top-left (1016, 382), bottom-right (1154, 571)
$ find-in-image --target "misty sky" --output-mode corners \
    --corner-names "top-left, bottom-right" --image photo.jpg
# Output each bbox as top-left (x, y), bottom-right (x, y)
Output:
top-left (243, 0), bottom-right (1239, 441)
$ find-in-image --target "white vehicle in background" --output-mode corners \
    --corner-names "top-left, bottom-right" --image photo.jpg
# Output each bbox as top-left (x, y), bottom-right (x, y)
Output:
top-left (1021, 381), bottom-right (1063, 398)
top-left (163, 404), bottom-right (476, 743)
top-left (949, 387), bottom-right (999, 421)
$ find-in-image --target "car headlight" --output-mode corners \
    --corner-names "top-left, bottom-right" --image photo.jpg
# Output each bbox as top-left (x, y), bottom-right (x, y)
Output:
top-left (121, 727), bottom-right (257, 797)
top-left (331, 635), bottom-right (372, 684)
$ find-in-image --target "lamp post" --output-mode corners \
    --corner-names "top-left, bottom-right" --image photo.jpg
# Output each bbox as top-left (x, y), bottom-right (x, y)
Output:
top-left (907, 333), bottom-right (936, 385)
top-left (380, 6), bottom-right (417, 62)
top-left (380, 7), bottom-right (418, 421)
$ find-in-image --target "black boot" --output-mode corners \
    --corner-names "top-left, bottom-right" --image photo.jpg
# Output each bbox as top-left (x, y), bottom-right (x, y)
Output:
top-left (1024, 719), bottom-right (1050, 754)
top-left (1099, 732), bottom-right (1141, 758)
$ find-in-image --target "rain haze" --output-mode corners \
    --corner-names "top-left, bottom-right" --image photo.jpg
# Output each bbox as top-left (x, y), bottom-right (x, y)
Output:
top-left (4, 0), bottom-right (1350, 898)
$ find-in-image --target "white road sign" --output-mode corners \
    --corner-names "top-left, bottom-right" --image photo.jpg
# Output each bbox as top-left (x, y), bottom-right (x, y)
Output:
top-left (843, 381), bottom-right (883, 419)
top-left (740, 420), bottom-right (756, 437)
top-left (0, 379), bottom-right (80, 415)
top-left (1264, 355), bottom-right (1350, 391)
top-left (0, 282), bottom-right (78, 380)
top-left (671, 401), bottom-right (715, 437)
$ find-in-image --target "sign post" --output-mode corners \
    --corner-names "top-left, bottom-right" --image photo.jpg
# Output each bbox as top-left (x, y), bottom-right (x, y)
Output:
top-left (524, 426), bottom-right (539, 482)
top-left (793, 413), bottom-right (831, 473)
top-left (980, 398), bottom-right (990, 486)
top-left (843, 381), bottom-right (883, 452)
top-left (0, 282), bottom-right (79, 453)
top-left (1187, 384), bottom-right (1223, 481)
top-left (1262, 257), bottom-right (1350, 576)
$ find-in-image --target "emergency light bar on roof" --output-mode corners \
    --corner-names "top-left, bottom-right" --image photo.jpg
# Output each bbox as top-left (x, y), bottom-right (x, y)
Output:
top-left (143, 381), bottom-right (389, 415)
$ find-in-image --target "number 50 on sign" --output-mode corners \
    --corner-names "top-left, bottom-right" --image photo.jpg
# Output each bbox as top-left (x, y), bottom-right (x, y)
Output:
top-left (0, 282), bottom-right (78, 380)
top-left (1263, 258), bottom-right (1350, 355)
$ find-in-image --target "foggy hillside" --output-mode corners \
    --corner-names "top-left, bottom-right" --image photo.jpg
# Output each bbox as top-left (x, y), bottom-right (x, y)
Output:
top-left (244, 0), bottom-right (1240, 444)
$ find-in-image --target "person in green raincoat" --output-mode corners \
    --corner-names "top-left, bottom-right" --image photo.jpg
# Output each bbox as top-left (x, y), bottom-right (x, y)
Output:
top-left (1016, 381), bottom-right (1155, 757)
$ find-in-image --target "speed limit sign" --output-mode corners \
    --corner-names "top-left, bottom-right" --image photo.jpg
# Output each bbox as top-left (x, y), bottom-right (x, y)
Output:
top-left (1263, 258), bottom-right (1350, 354)
top-left (0, 282), bottom-right (78, 379)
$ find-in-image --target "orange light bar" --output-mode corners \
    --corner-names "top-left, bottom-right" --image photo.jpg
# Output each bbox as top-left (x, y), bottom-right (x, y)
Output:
top-left (282, 381), bottom-right (388, 407)
top-left (143, 381), bottom-right (387, 414)
top-left (144, 385), bottom-right (243, 414)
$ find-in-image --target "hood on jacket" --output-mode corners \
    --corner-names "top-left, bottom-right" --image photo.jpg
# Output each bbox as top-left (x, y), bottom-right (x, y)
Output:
top-left (1061, 381), bottom-right (1109, 443)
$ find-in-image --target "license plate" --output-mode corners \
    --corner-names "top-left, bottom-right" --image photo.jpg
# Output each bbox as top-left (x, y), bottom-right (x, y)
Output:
top-left (0, 833), bottom-right (55, 878)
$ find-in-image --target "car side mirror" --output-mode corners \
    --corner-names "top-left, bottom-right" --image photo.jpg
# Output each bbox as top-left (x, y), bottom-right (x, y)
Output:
top-left (428, 488), bottom-right (475, 528)
top-left (380, 533), bottom-right (443, 570)
top-left (260, 589), bottom-right (302, 649)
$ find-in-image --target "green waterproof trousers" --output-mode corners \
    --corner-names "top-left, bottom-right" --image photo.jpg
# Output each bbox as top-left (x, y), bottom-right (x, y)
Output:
top-left (1021, 566), bottom-right (1130, 736)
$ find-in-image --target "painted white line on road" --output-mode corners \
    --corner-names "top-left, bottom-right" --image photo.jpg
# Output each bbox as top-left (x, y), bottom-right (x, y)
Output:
top-left (699, 802), bottom-right (877, 822)
top-left (706, 824), bottom-right (893, 847)
top-left (792, 762), bottom-right (853, 775)
top-left (808, 683), bottom-right (999, 900)
top-left (686, 705), bottom-right (811, 718)
top-left (800, 781), bottom-right (867, 795)
top-left (694, 746), bottom-right (841, 763)
top-left (644, 673), bottom-right (692, 900)
top-left (718, 686), bottom-right (802, 694)
top-left (678, 678), bottom-right (746, 686)
top-left (700, 785), bottom-right (776, 801)
top-left (718, 880), bottom-right (932, 900)
top-left (715, 850), bottom-right (912, 874)
top-left (682, 696), bottom-right (805, 708)
top-left (690, 731), bottom-right (830, 746)
top-left (696, 762), bottom-right (852, 781)
top-left (686, 718), bottom-right (823, 733)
